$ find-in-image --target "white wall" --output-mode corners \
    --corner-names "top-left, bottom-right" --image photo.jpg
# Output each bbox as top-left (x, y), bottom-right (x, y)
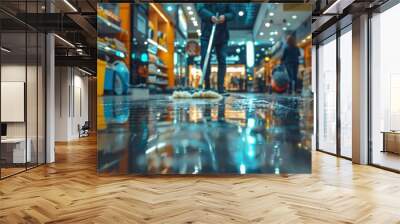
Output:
top-left (55, 67), bottom-right (89, 141)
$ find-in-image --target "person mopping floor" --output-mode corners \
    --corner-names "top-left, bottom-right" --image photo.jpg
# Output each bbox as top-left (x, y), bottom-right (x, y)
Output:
top-left (198, 3), bottom-right (233, 94)
top-left (173, 3), bottom-right (233, 99)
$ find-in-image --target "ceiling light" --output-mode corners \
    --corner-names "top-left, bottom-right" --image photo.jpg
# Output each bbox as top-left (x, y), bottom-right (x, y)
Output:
top-left (78, 67), bottom-right (93, 76)
top-left (194, 23), bottom-right (198, 27)
top-left (63, 0), bottom-right (78, 12)
top-left (259, 32), bottom-right (264, 36)
top-left (269, 12), bottom-right (274, 16)
top-left (270, 31), bottom-right (274, 35)
top-left (238, 11), bottom-right (244, 16)
top-left (188, 11), bottom-right (194, 15)
top-left (1, 47), bottom-right (11, 53)
top-left (275, 31), bottom-right (278, 35)
top-left (147, 38), bottom-right (167, 52)
top-left (269, 37), bottom-right (274, 42)
top-left (187, 6), bottom-right (192, 11)
top-left (282, 27), bottom-right (287, 31)
top-left (54, 34), bottom-right (75, 48)
top-left (191, 16), bottom-right (196, 21)
top-left (150, 3), bottom-right (168, 23)
top-left (261, 48), bottom-right (265, 51)
top-left (265, 22), bottom-right (271, 28)
top-left (167, 6), bottom-right (173, 12)
top-left (196, 29), bottom-right (201, 33)
top-left (287, 22), bottom-right (291, 26)
top-left (236, 48), bottom-right (241, 53)
top-left (292, 15), bottom-right (297, 19)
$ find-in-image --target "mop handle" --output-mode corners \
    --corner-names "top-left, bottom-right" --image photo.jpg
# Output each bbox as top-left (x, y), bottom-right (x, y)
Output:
top-left (200, 13), bottom-right (219, 86)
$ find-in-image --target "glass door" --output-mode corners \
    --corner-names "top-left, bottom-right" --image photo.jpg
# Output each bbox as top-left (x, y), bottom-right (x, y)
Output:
top-left (317, 35), bottom-right (337, 154)
top-left (370, 3), bottom-right (400, 171)
top-left (339, 26), bottom-right (352, 158)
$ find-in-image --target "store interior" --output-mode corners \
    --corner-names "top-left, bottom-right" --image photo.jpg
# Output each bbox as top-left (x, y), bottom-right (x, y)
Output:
top-left (97, 3), bottom-right (313, 174)
top-left (97, 3), bottom-right (312, 96)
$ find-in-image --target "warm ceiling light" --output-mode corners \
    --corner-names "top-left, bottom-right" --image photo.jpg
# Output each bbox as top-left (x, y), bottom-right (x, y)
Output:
top-left (63, 0), bottom-right (78, 12)
top-left (150, 3), bottom-right (168, 23)
top-left (147, 38), bottom-right (167, 52)
top-left (54, 34), bottom-right (75, 48)
top-left (1, 47), bottom-right (11, 53)
top-left (238, 11), bottom-right (244, 16)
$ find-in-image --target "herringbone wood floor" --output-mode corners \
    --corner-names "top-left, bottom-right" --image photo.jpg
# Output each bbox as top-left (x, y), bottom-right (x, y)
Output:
top-left (1, 136), bottom-right (400, 224)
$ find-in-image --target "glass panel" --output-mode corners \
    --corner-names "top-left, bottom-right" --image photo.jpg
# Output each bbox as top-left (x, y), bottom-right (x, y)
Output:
top-left (339, 29), bottom-right (352, 158)
top-left (1, 30), bottom-right (28, 177)
top-left (318, 36), bottom-right (337, 154)
top-left (27, 31), bottom-right (38, 169)
top-left (371, 4), bottom-right (400, 171)
top-left (38, 32), bottom-right (45, 165)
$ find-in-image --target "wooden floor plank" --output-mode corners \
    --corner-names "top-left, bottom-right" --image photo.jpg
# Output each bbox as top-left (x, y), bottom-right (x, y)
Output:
top-left (0, 136), bottom-right (399, 223)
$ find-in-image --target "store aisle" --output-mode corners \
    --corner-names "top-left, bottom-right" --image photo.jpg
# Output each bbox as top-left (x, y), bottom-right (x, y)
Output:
top-left (98, 93), bottom-right (313, 174)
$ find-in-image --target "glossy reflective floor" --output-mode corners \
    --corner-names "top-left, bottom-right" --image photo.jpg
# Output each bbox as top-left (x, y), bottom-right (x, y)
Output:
top-left (98, 93), bottom-right (313, 174)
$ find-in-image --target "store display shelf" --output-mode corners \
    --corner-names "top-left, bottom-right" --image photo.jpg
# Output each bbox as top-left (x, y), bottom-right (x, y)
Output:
top-left (98, 41), bottom-right (126, 59)
top-left (148, 81), bottom-right (168, 86)
top-left (150, 62), bottom-right (168, 70)
top-left (149, 72), bottom-right (168, 78)
top-left (97, 15), bottom-right (128, 36)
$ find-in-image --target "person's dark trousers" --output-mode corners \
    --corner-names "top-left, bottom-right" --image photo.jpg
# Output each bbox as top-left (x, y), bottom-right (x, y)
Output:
top-left (285, 63), bottom-right (299, 93)
top-left (200, 40), bottom-right (227, 92)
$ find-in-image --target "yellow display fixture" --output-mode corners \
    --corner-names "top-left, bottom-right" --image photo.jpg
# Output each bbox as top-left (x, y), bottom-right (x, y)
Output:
top-left (148, 3), bottom-right (175, 87)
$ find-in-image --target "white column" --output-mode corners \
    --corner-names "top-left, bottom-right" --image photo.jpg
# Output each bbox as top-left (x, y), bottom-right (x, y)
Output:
top-left (46, 33), bottom-right (55, 163)
top-left (352, 14), bottom-right (369, 164)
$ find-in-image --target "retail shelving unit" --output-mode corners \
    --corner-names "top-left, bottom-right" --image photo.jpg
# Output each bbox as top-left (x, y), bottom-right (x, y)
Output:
top-left (147, 3), bottom-right (175, 88)
top-left (97, 4), bottom-right (130, 96)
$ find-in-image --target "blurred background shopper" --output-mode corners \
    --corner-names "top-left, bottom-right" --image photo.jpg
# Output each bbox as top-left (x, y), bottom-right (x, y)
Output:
top-left (281, 35), bottom-right (301, 94)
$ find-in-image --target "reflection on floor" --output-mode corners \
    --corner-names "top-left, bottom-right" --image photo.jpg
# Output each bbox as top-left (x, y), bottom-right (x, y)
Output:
top-left (98, 93), bottom-right (313, 174)
top-left (0, 167), bottom-right (25, 178)
top-left (373, 151), bottom-right (400, 171)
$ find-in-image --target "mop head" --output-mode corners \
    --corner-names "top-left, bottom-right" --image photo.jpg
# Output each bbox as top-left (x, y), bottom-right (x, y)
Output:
top-left (172, 90), bottom-right (222, 99)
